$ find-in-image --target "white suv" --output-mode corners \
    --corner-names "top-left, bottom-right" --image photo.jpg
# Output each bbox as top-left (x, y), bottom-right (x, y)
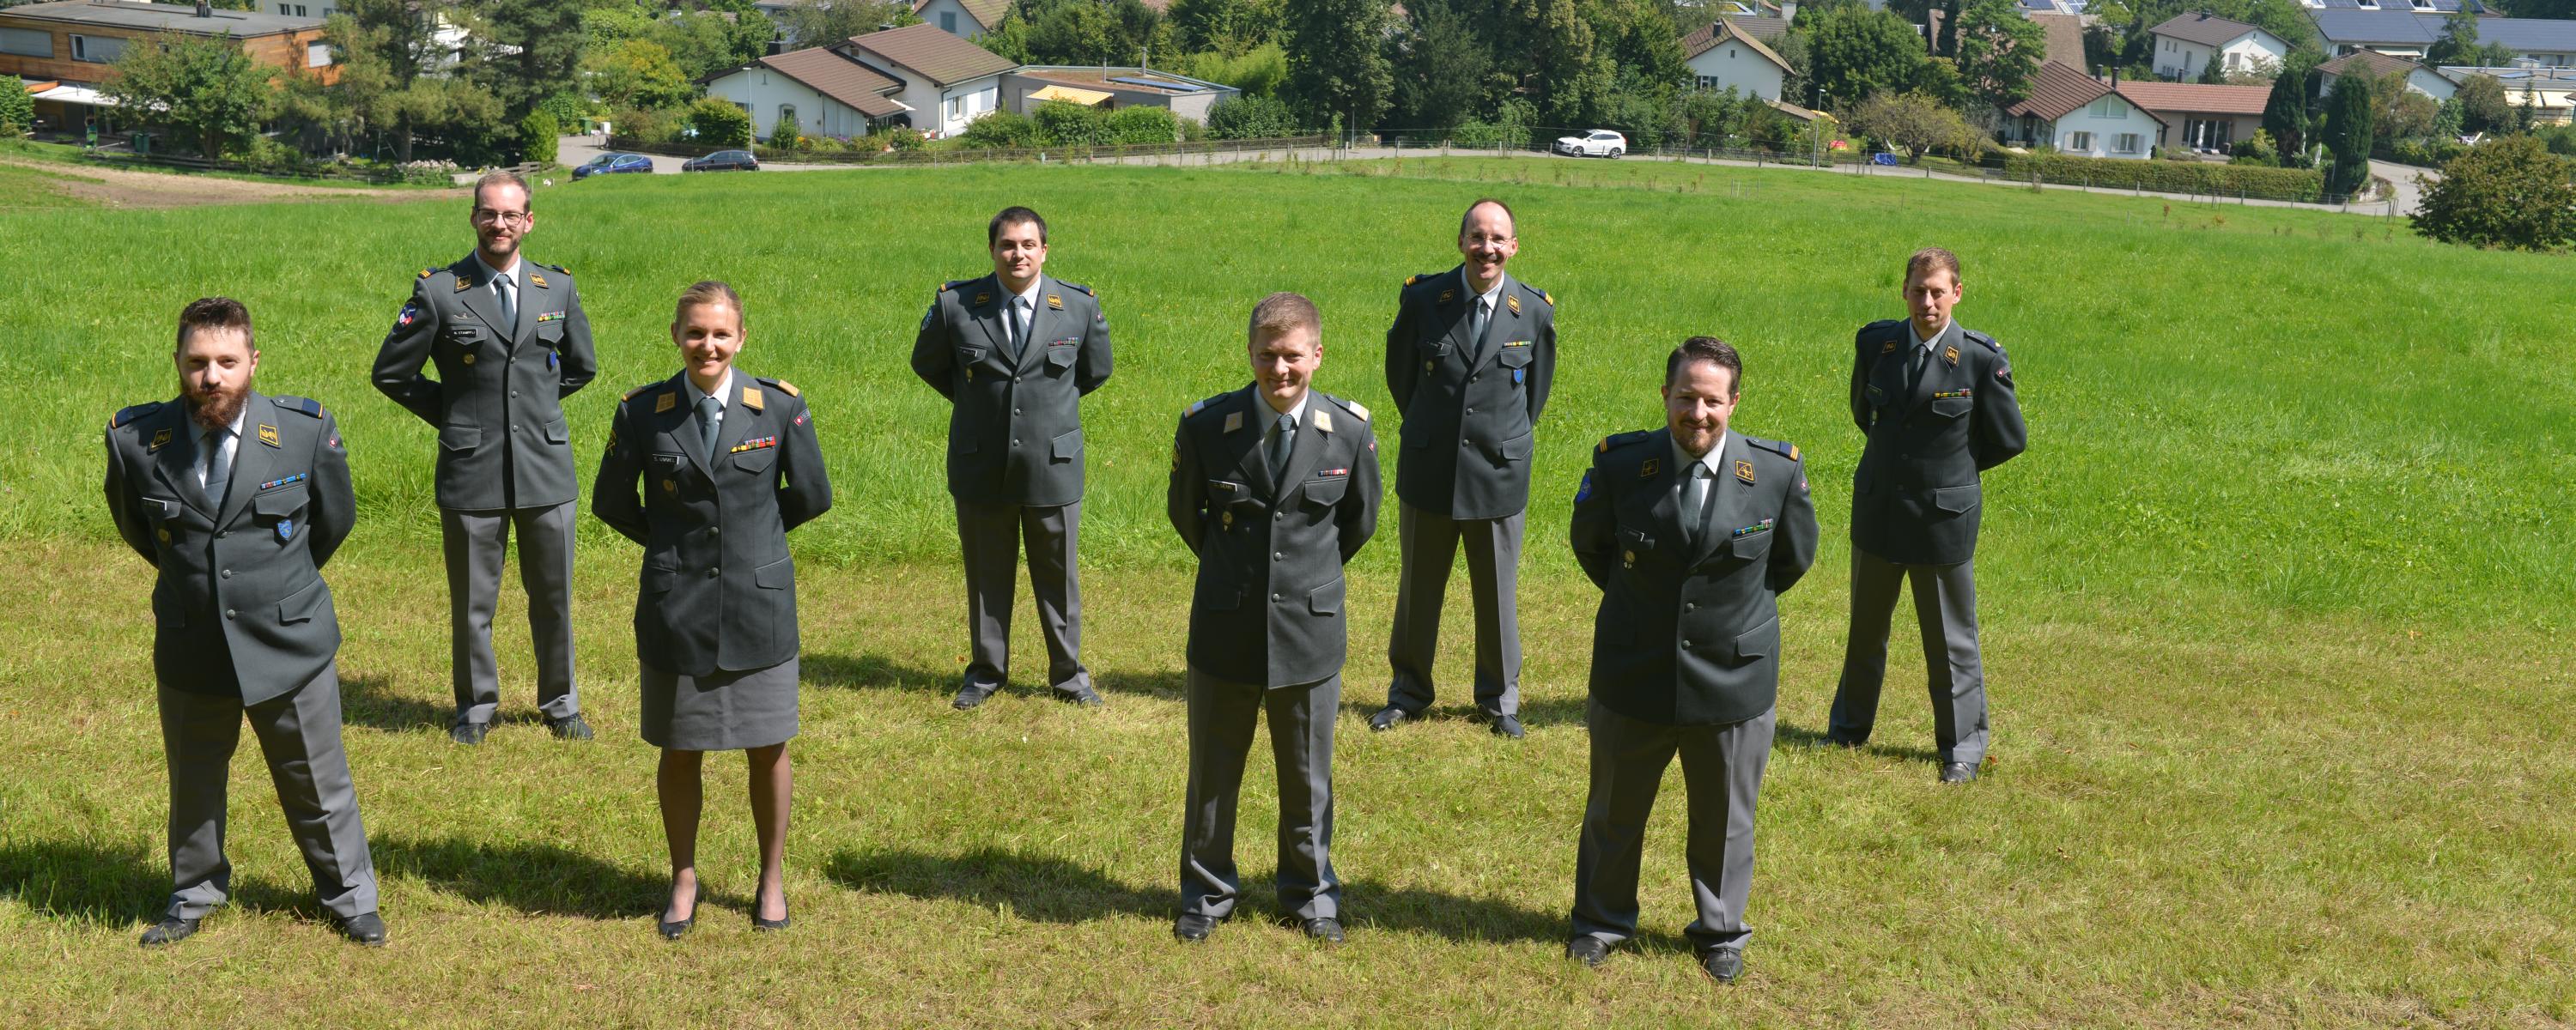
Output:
top-left (1553, 130), bottom-right (1628, 158)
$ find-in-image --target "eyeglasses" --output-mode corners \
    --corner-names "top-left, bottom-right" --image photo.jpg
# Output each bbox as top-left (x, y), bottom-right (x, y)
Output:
top-left (471, 209), bottom-right (531, 226)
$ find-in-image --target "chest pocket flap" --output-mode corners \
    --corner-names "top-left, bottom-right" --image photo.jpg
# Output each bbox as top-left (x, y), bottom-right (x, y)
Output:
top-left (1302, 475), bottom-right (1348, 507)
top-left (733, 445), bottom-right (779, 473)
top-left (1498, 345), bottom-right (1533, 368)
top-left (1929, 397), bottom-right (1973, 419)
top-left (254, 482), bottom-right (310, 518)
top-left (1046, 341), bottom-right (1079, 367)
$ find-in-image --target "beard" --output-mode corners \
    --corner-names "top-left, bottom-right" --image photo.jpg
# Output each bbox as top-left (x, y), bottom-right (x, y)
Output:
top-left (183, 376), bottom-right (252, 433)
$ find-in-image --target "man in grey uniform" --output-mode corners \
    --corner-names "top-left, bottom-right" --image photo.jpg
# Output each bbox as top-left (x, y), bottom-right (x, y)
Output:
top-left (911, 206), bottom-right (1113, 709)
top-left (105, 297), bottom-right (386, 948)
top-left (1565, 336), bottom-right (1816, 983)
top-left (373, 171), bottom-right (597, 744)
top-left (1825, 247), bottom-right (2027, 784)
top-left (1374, 198), bottom-right (1557, 739)
top-left (1166, 293), bottom-right (1381, 945)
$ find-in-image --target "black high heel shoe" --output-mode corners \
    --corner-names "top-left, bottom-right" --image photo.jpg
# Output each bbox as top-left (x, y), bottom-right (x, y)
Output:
top-left (752, 896), bottom-right (789, 932)
top-left (659, 885), bottom-right (702, 941)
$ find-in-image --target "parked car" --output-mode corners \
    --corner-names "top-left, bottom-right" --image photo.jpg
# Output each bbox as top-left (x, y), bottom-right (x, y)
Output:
top-left (682, 149), bottom-right (760, 173)
top-left (1552, 130), bottom-right (1628, 158)
top-left (573, 152), bottom-right (653, 179)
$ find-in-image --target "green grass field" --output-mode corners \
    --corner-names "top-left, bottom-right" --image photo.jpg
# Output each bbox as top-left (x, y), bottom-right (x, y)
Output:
top-left (1, 157), bottom-right (2569, 1027)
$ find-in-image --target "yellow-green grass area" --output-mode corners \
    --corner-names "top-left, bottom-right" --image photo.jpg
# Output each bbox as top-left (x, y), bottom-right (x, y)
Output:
top-left (0, 138), bottom-right (458, 191)
top-left (0, 158), bottom-right (100, 209)
top-left (2, 160), bottom-right (2571, 1027)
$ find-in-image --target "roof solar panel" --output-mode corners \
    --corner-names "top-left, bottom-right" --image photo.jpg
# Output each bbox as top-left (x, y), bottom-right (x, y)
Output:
top-left (1108, 76), bottom-right (1201, 92)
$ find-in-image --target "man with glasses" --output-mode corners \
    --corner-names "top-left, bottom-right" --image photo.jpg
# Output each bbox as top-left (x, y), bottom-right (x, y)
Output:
top-left (374, 171), bottom-right (598, 745)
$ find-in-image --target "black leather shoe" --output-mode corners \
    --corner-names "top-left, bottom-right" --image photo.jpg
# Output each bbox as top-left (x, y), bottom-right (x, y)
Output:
top-left (1940, 761), bottom-right (1979, 784)
top-left (1055, 687), bottom-right (1105, 708)
top-left (1301, 917), bottom-right (1344, 942)
top-left (1564, 936), bottom-right (1610, 966)
top-left (951, 682), bottom-right (998, 711)
top-left (659, 885), bottom-right (702, 941)
top-left (334, 912), bottom-right (388, 947)
top-left (1367, 706), bottom-right (1413, 732)
top-left (1487, 714), bottom-right (1526, 739)
top-left (1173, 913), bottom-right (1219, 942)
top-left (138, 916), bottom-right (200, 948)
top-left (1700, 948), bottom-right (1745, 983)
top-left (752, 898), bottom-right (790, 932)
top-left (449, 721), bottom-right (489, 746)
top-left (544, 713), bottom-right (593, 741)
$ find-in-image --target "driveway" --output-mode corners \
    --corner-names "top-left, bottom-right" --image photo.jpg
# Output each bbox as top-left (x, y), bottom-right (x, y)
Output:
top-left (2372, 159), bottom-right (2440, 218)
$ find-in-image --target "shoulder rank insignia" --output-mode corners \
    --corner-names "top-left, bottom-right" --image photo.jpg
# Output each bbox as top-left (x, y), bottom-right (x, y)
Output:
top-left (112, 403), bottom-right (159, 429)
top-left (939, 280), bottom-right (963, 294)
top-left (1747, 437), bottom-right (1799, 462)
top-left (1437, 289), bottom-right (1456, 305)
top-left (1185, 398), bottom-right (1208, 418)
top-left (1538, 289), bottom-right (1554, 306)
top-left (1943, 345), bottom-right (1959, 367)
top-left (1224, 410), bottom-right (1243, 433)
top-left (1734, 460), bottom-right (1756, 484)
top-left (1404, 274), bottom-right (1420, 287)
top-left (1881, 340), bottom-right (1899, 354)
top-left (1343, 399), bottom-right (1369, 421)
top-left (257, 424), bottom-right (281, 448)
top-left (766, 379), bottom-right (799, 397)
top-left (1056, 281), bottom-right (1093, 296)
top-left (741, 386), bottom-right (764, 412)
top-left (529, 272), bottom-right (548, 289)
top-left (272, 396), bottom-right (324, 418)
top-left (655, 391), bottom-right (677, 414)
top-left (149, 427), bottom-right (173, 451)
top-left (1314, 409), bottom-right (1334, 434)
top-left (623, 383), bottom-right (656, 401)
top-left (1640, 457), bottom-right (1660, 478)
top-left (546, 263), bottom-right (569, 276)
top-left (1505, 293), bottom-right (1521, 316)
top-left (1046, 293), bottom-right (1063, 311)
top-left (453, 276), bottom-right (471, 293)
top-left (973, 292), bottom-right (992, 306)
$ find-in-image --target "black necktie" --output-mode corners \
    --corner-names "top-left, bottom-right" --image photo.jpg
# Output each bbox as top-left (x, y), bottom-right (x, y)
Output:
top-left (1269, 411), bottom-right (1296, 482)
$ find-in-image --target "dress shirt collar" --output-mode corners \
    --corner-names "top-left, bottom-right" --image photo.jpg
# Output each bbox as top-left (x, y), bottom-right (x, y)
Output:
top-left (473, 250), bottom-right (521, 288)
top-left (1461, 267), bottom-right (1508, 309)
top-left (1908, 317), bottom-right (1951, 353)
top-left (1672, 429), bottom-right (1728, 477)
top-left (1259, 389), bottom-right (1312, 427)
top-left (686, 370), bottom-right (734, 411)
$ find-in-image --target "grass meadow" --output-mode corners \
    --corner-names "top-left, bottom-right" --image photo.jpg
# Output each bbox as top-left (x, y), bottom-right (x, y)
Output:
top-left (0, 156), bottom-right (2569, 1027)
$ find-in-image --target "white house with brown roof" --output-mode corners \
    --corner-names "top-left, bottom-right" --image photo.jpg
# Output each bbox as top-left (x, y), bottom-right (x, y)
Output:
top-left (841, 21), bottom-right (1015, 137)
top-left (701, 45), bottom-right (910, 140)
top-left (914, 0), bottom-right (1006, 40)
top-left (2148, 12), bottom-right (2293, 80)
top-left (2113, 80), bottom-right (2271, 152)
top-left (2002, 62), bottom-right (2168, 159)
top-left (1683, 19), bottom-right (1792, 100)
top-left (2318, 48), bottom-right (2458, 100)
top-left (1003, 66), bottom-right (1241, 121)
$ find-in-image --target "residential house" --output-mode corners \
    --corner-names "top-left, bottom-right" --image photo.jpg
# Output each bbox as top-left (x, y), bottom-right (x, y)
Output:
top-left (840, 21), bottom-right (1013, 137)
top-left (2437, 64), bottom-right (2576, 122)
top-left (700, 45), bottom-right (908, 140)
top-left (2112, 80), bottom-right (2270, 152)
top-left (2, 0), bottom-right (334, 134)
top-left (2299, 0), bottom-right (2466, 11)
top-left (913, 0), bottom-right (1006, 41)
top-left (2317, 47), bottom-right (2458, 99)
top-left (2311, 10), bottom-right (2576, 65)
top-left (2148, 13), bottom-right (2293, 80)
top-left (1683, 18), bottom-right (1792, 101)
top-left (1002, 66), bottom-right (1240, 122)
top-left (2028, 11), bottom-right (2090, 69)
top-left (2002, 61), bottom-right (2166, 158)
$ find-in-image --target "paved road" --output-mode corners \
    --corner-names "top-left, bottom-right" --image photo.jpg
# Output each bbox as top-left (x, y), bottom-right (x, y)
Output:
top-left (2372, 159), bottom-right (2441, 218)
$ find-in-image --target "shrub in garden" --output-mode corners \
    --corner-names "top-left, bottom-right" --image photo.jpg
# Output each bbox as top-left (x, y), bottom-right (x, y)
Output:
top-left (2410, 134), bottom-right (2576, 251)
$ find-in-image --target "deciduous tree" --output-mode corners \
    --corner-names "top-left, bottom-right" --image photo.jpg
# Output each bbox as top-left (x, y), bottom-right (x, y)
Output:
top-left (1282, 0), bottom-right (1394, 131)
top-left (2411, 134), bottom-right (2576, 250)
top-left (1953, 0), bottom-right (2044, 109)
top-left (104, 33), bottom-right (276, 159)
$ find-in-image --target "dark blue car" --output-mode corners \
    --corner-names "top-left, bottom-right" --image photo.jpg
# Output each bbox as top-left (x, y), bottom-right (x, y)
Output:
top-left (573, 152), bottom-right (653, 179)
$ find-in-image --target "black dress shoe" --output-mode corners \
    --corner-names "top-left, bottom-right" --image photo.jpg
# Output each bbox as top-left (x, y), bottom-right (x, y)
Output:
top-left (334, 912), bottom-right (388, 947)
top-left (1300, 917), bottom-right (1344, 942)
top-left (659, 886), bottom-right (702, 941)
top-left (138, 916), bottom-right (200, 948)
top-left (1055, 687), bottom-right (1105, 708)
top-left (1699, 948), bottom-right (1745, 983)
top-left (752, 899), bottom-right (790, 932)
top-left (951, 682), bottom-right (998, 711)
top-left (1564, 936), bottom-right (1610, 966)
top-left (544, 713), bottom-right (594, 741)
top-left (449, 722), bottom-right (489, 746)
top-left (1486, 714), bottom-right (1526, 739)
top-left (1367, 706), bottom-right (1413, 732)
top-left (1172, 913), bottom-right (1219, 942)
top-left (1940, 761), bottom-right (1979, 784)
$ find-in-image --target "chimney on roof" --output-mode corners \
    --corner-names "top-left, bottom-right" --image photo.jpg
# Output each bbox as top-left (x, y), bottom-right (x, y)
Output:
top-left (1781, 0), bottom-right (1796, 21)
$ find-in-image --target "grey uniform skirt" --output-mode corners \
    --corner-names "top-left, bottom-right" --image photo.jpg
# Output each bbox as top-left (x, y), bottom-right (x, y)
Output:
top-left (640, 657), bottom-right (799, 751)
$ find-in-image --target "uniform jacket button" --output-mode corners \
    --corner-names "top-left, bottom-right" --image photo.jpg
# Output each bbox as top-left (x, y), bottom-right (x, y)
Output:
top-left (1012, 439), bottom-right (1021, 446)
top-left (707, 567), bottom-right (720, 579)
top-left (1680, 639), bottom-right (1692, 648)
top-left (220, 569), bottom-right (233, 579)
top-left (224, 609), bottom-right (237, 619)
top-left (216, 530), bottom-right (228, 538)
top-left (1271, 592), bottom-right (1282, 602)
top-left (708, 526), bottom-right (720, 536)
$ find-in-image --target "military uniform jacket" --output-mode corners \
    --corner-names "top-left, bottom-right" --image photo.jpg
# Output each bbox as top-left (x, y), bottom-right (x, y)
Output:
top-left (592, 373), bottom-right (832, 677)
top-left (1849, 319), bottom-right (2027, 566)
top-left (1571, 429), bottom-right (1819, 726)
top-left (1384, 266), bottom-right (1556, 519)
top-left (373, 253), bottom-right (598, 511)
top-left (104, 392), bottom-right (355, 705)
top-left (909, 272), bottom-right (1112, 507)
top-left (1167, 387), bottom-right (1382, 688)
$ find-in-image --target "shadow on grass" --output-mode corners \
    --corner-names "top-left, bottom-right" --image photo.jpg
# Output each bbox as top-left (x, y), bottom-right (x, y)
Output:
top-left (802, 652), bottom-right (1186, 701)
top-left (1774, 718), bottom-right (1941, 765)
top-left (824, 845), bottom-right (1566, 944)
top-left (371, 834), bottom-right (662, 919)
top-left (341, 674), bottom-right (446, 733)
top-left (0, 840), bottom-right (167, 923)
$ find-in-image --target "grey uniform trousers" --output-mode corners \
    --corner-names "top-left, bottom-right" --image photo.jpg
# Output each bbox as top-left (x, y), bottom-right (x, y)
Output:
top-left (440, 503), bottom-right (580, 725)
top-left (1180, 669), bottom-right (1340, 921)
top-left (1571, 699), bottom-right (1772, 954)
top-left (955, 499), bottom-right (1089, 695)
top-left (1385, 502), bottom-right (1524, 717)
top-left (160, 666), bottom-right (378, 920)
top-left (1829, 549), bottom-right (1989, 765)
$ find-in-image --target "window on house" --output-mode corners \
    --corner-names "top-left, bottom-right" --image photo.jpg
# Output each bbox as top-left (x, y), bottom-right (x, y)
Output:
top-left (2115, 132), bottom-right (2142, 153)
top-left (2068, 130), bottom-right (2094, 150)
top-left (70, 34), bottom-right (126, 64)
top-left (0, 27), bottom-right (52, 58)
top-left (279, 3), bottom-right (291, 12)
top-left (942, 11), bottom-right (957, 32)
top-left (778, 103), bottom-right (796, 130)
top-left (2355, 0), bottom-right (2377, 8)
top-left (307, 41), bottom-right (331, 67)
top-left (2089, 96), bottom-right (2129, 118)
top-left (295, 3), bottom-right (308, 15)
top-left (948, 96), bottom-right (963, 119)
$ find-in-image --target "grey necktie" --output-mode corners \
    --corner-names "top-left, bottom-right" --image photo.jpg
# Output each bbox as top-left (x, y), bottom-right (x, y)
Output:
top-left (1007, 297), bottom-right (1030, 361)
top-left (1469, 296), bottom-right (1490, 354)
top-left (1907, 340), bottom-right (1933, 395)
top-left (496, 273), bottom-right (517, 330)
top-left (696, 395), bottom-right (723, 457)
top-left (202, 428), bottom-right (230, 503)
top-left (1683, 462), bottom-right (1715, 544)
top-left (1269, 410), bottom-right (1296, 482)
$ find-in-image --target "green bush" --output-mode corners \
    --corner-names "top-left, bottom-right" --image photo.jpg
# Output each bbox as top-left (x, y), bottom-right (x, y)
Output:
top-left (688, 97), bottom-right (752, 148)
top-left (519, 109), bottom-right (558, 166)
top-left (609, 106), bottom-right (675, 144)
top-left (885, 126), bottom-right (928, 151)
top-left (1103, 106), bottom-right (1178, 145)
top-left (1204, 95), bottom-right (1298, 140)
top-left (2389, 136), bottom-right (2470, 167)
top-left (0, 80), bottom-right (33, 137)
top-left (2001, 152), bottom-right (2326, 201)
top-left (959, 110), bottom-right (1042, 149)
top-left (1177, 117), bottom-right (1207, 142)
top-left (2411, 134), bottom-right (2576, 251)
top-left (1451, 121), bottom-right (1506, 147)
top-left (1032, 100), bottom-right (1108, 147)
top-left (769, 109), bottom-right (802, 146)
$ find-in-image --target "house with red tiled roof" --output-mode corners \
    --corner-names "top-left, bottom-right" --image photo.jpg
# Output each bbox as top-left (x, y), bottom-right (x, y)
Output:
top-left (700, 45), bottom-right (911, 141)
top-left (2001, 61), bottom-right (2167, 159)
top-left (2113, 80), bottom-right (2271, 153)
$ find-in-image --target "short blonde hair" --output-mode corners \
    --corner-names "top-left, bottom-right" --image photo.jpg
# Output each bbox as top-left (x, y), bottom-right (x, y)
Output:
top-left (1248, 292), bottom-right (1319, 342)
top-left (675, 280), bottom-right (744, 330)
top-left (1905, 246), bottom-right (1961, 285)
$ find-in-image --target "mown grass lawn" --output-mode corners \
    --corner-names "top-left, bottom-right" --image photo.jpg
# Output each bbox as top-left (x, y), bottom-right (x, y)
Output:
top-left (0, 157), bottom-right (2568, 1027)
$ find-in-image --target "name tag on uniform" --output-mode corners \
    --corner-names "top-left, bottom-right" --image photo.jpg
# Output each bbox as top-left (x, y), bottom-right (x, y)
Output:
top-left (729, 436), bottom-right (778, 454)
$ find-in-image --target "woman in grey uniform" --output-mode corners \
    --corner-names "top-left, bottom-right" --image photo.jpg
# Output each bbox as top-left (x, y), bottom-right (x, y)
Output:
top-left (594, 281), bottom-right (831, 938)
